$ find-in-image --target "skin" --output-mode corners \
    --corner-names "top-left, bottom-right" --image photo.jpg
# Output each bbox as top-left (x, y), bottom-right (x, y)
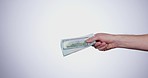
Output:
top-left (86, 33), bottom-right (148, 51)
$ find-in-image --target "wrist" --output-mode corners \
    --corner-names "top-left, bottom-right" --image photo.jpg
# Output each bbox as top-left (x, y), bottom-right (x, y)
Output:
top-left (113, 35), bottom-right (126, 48)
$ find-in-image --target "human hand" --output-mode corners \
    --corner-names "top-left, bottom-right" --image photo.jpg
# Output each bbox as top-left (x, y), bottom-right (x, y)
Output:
top-left (86, 33), bottom-right (118, 51)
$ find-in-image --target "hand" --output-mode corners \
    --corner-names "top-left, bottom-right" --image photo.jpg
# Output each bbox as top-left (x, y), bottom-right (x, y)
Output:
top-left (86, 33), bottom-right (118, 51)
top-left (87, 33), bottom-right (148, 51)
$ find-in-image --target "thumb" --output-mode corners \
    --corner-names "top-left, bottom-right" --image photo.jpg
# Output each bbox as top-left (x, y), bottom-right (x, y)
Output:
top-left (86, 36), bottom-right (98, 43)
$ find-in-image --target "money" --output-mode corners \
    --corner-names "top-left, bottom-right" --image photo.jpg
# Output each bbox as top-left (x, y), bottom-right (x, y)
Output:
top-left (61, 34), bottom-right (96, 56)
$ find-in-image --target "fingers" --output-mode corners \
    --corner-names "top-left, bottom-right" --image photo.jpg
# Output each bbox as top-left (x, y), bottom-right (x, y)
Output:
top-left (97, 44), bottom-right (108, 51)
top-left (96, 42), bottom-right (106, 48)
top-left (93, 42), bottom-right (114, 51)
top-left (95, 42), bottom-right (107, 51)
top-left (86, 33), bottom-right (116, 51)
top-left (94, 42), bottom-right (101, 47)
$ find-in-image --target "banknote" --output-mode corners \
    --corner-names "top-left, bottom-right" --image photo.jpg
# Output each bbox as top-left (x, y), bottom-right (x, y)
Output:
top-left (61, 34), bottom-right (96, 56)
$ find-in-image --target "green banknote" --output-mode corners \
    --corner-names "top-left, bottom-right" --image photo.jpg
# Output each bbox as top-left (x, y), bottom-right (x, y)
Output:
top-left (61, 34), bottom-right (95, 56)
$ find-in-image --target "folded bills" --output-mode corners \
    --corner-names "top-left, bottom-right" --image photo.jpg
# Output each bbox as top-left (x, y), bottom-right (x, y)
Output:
top-left (60, 34), bottom-right (96, 56)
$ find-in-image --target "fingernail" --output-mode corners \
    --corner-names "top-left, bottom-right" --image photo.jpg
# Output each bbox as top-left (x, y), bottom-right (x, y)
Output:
top-left (86, 39), bottom-right (91, 42)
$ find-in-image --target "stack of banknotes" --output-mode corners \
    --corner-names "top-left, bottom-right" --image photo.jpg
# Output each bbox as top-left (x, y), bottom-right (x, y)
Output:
top-left (60, 34), bottom-right (96, 56)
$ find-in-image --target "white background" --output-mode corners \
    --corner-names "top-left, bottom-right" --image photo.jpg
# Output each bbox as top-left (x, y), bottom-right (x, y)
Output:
top-left (1, 0), bottom-right (148, 78)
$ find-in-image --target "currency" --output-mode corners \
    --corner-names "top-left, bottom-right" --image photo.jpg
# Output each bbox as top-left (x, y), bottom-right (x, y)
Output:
top-left (61, 34), bottom-right (96, 56)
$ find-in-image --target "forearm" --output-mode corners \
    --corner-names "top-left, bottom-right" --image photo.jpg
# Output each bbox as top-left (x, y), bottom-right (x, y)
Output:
top-left (115, 34), bottom-right (148, 51)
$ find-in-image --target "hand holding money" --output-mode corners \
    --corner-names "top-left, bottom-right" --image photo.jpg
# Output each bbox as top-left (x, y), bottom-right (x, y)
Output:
top-left (86, 33), bottom-right (117, 51)
top-left (61, 33), bottom-right (148, 55)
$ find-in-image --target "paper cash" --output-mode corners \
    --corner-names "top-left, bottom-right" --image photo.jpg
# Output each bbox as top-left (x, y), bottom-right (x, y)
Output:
top-left (61, 34), bottom-right (96, 56)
